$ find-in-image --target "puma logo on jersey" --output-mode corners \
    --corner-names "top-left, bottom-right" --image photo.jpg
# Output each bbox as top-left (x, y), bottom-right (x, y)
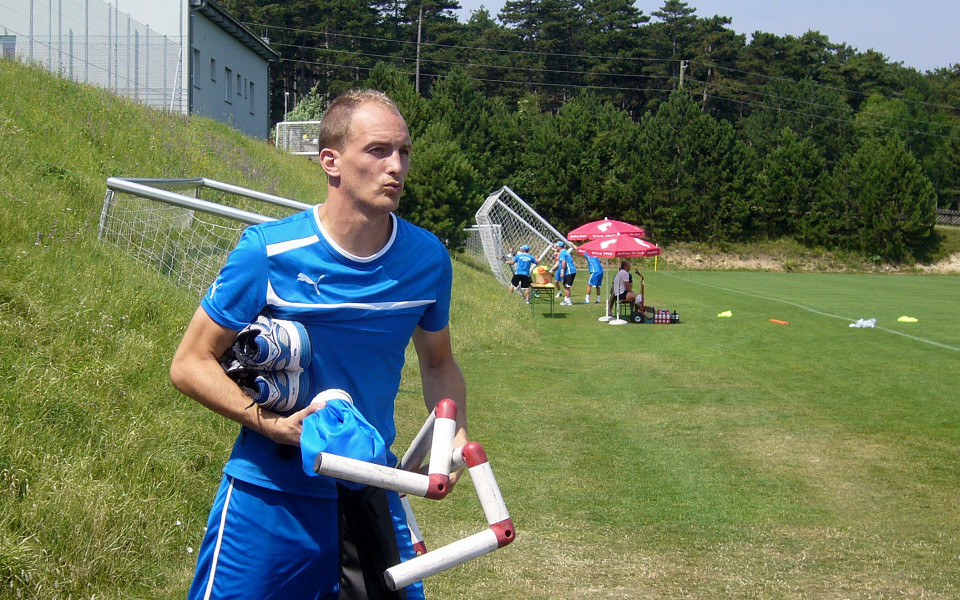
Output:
top-left (208, 281), bottom-right (224, 300)
top-left (297, 273), bottom-right (325, 295)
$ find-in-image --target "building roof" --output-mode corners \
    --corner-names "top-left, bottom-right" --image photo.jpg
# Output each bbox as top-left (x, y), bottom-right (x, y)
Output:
top-left (190, 0), bottom-right (280, 63)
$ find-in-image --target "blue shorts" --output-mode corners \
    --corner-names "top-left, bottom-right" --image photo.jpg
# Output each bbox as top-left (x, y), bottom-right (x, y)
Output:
top-left (189, 476), bottom-right (425, 600)
top-left (588, 271), bottom-right (603, 287)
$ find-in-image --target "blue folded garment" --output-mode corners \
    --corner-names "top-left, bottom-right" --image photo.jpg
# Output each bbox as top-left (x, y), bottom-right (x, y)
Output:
top-left (300, 398), bottom-right (387, 489)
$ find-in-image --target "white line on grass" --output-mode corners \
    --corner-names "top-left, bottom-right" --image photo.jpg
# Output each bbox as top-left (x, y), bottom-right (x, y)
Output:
top-left (663, 273), bottom-right (960, 353)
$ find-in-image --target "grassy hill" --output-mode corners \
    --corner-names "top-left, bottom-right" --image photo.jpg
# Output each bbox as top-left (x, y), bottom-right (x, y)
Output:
top-left (3, 59), bottom-right (960, 600)
top-left (0, 59), bottom-right (527, 597)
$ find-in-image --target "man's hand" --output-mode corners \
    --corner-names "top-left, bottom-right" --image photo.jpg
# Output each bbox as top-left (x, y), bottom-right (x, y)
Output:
top-left (256, 400), bottom-right (325, 447)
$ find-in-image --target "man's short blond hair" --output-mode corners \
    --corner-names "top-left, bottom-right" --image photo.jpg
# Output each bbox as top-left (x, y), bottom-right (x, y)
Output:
top-left (317, 90), bottom-right (402, 152)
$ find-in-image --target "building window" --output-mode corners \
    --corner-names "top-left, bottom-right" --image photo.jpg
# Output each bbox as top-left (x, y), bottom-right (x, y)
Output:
top-left (237, 73), bottom-right (242, 97)
top-left (224, 67), bottom-right (233, 103)
top-left (192, 48), bottom-right (200, 89)
top-left (249, 81), bottom-right (255, 114)
top-left (210, 58), bottom-right (216, 81)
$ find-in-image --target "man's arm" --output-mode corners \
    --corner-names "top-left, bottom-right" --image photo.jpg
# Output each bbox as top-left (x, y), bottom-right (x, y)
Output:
top-left (170, 307), bottom-right (321, 447)
top-left (412, 325), bottom-right (468, 486)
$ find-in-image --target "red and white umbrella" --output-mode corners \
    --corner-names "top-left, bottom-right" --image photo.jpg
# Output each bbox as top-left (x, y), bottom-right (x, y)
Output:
top-left (576, 235), bottom-right (661, 258)
top-left (576, 235), bottom-right (661, 322)
top-left (567, 218), bottom-right (646, 240)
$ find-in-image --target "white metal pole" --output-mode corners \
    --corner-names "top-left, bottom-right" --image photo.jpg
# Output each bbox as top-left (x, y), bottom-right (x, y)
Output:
top-left (384, 530), bottom-right (500, 591)
top-left (399, 494), bottom-right (427, 556)
top-left (399, 410), bottom-right (435, 472)
top-left (313, 452), bottom-right (432, 498)
top-left (427, 399), bottom-right (456, 479)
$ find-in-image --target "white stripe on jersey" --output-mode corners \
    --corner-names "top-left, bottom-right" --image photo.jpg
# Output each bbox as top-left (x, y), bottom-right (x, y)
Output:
top-left (266, 235), bottom-right (321, 257)
top-left (265, 281), bottom-right (435, 310)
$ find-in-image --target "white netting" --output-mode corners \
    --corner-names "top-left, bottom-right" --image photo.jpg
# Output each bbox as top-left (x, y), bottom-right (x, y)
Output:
top-left (98, 180), bottom-right (308, 296)
top-left (276, 121), bottom-right (322, 155)
top-left (472, 187), bottom-right (572, 287)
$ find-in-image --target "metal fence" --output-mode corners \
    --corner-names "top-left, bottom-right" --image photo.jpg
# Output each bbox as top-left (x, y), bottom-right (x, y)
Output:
top-left (937, 209), bottom-right (960, 227)
top-left (0, 0), bottom-right (185, 112)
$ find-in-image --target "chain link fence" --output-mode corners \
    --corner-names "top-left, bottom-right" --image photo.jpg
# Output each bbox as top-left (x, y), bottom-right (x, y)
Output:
top-left (0, 0), bottom-right (185, 112)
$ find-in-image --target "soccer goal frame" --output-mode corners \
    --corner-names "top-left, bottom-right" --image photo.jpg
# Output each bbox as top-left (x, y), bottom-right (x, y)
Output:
top-left (99, 177), bottom-right (311, 296)
top-left (471, 186), bottom-right (570, 287)
top-left (275, 120), bottom-right (323, 156)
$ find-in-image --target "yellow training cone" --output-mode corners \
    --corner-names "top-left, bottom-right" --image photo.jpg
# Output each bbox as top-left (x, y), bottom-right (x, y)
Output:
top-left (897, 316), bottom-right (919, 323)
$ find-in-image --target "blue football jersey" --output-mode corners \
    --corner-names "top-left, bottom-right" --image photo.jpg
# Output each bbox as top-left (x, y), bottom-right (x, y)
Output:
top-left (513, 252), bottom-right (537, 276)
top-left (558, 249), bottom-right (577, 275)
top-left (585, 252), bottom-right (603, 273)
top-left (201, 206), bottom-right (452, 497)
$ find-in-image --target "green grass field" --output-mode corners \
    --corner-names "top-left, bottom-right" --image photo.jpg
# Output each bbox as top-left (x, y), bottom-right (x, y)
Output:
top-left (414, 269), bottom-right (960, 599)
top-left (1, 60), bottom-right (959, 599)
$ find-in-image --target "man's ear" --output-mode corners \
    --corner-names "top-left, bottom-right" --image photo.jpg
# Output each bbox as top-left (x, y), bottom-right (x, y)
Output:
top-left (319, 148), bottom-right (340, 178)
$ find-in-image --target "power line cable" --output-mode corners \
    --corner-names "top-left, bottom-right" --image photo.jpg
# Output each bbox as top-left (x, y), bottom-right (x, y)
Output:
top-left (269, 40), bottom-right (675, 83)
top-left (683, 86), bottom-right (960, 142)
top-left (282, 54), bottom-right (679, 93)
top-left (690, 58), bottom-right (960, 113)
top-left (250, 21), bottom-right (675, 64)
top-left (683, 76), bottom-right (960, 136)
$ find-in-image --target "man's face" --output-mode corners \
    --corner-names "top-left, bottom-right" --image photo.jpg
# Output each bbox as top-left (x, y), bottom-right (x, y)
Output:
top-left (334, 102), bottom-right (412, 215)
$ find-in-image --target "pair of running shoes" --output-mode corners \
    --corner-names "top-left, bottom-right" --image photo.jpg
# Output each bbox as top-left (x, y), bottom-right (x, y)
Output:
top-left (219, 315), bottom-right (317, 416)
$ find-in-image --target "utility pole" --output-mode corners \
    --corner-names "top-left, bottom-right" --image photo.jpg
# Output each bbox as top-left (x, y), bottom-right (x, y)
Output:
top-left (415, 5), bottom-right (423, 94)
top-left (678, 60), bottom-right (687, 89)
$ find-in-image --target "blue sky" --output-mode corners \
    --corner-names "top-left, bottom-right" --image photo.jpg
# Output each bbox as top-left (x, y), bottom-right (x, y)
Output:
top-left (454, 0), bottom-right (960, 72)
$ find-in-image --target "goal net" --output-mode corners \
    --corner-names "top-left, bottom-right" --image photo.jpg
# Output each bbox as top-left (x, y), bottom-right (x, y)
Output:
top-left (465, 186), bottom-right (570, 287)
top-left (98, 178), bottom-right (310, 296)
top-left (275, 121), bottom-right (323, 156)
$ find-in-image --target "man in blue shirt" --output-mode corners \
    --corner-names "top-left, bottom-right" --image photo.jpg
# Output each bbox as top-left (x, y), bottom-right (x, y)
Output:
top-left (506, 244), bottom-right (538, 303)
top-left (582, 251), bottom-right (604, 304)
top-left (553, 241), bottom-right (577, 306)
top-left (171, 90), bottom-right (467, 600)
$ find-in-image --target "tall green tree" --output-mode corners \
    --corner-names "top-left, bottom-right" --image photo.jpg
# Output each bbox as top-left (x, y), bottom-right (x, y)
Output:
top-left (683, 15), bottom-right (746, 120)
top-left (507, 93), bottom-right (636, 230)
top-left (427, 67), bottom-right (501, 185)
top-left (402, 121), bottom-right (481, 248)
top-left (575, 0), bottom-right (649, 113)
top-left (751, 128), bottom-right (827, 241)
top-left (816, 136), bottom-right (936, 261)
top-left (499, 0), bottom-right (584, 107)
top-left (638, 91), bottom-right (755, 242)
top-left (739, 76), bottom-right (855, 162)
top-left (382, 0), bottom-right (465, 96)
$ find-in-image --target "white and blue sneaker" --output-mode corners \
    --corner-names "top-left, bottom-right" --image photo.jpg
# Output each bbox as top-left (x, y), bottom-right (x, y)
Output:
top-left (234, 315), bottom-right (312, 372)
top-left (250, 368), bottom-right (312, 416)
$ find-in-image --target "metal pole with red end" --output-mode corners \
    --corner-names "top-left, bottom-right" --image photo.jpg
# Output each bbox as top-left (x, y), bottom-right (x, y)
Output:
top-left (311, 398), bottom-right (515, 590)
top-left (314, 398), bottom-right (457, 500)
top-left (399, 493), bottom-right (427, 556)
top-left (383, 441), bottom-right (515, 591)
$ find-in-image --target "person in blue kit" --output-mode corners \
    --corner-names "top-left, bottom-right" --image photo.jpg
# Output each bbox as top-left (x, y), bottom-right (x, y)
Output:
top-left (170, 90), bottom-right (468, 600)
top-left (505, 244), bottom-right (537, 303)
top-left (582, 250), bottom-right (604, 304)
top-left (553, 241), bottom-right (577, 306)
top-left (551, 248), bottom-right (563, 299)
